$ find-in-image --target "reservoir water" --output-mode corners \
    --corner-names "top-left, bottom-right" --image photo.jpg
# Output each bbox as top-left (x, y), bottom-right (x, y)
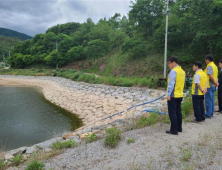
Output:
top-left (0, 86), bottom-right (83, 151)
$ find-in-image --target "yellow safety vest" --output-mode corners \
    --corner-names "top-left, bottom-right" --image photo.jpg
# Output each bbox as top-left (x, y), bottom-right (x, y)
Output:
top-left (204, 61), bottom-right (218, 88)
top-left (192, 70), bottom-right (207, 95)
top-left (167, 66), bottom-right (185, 98)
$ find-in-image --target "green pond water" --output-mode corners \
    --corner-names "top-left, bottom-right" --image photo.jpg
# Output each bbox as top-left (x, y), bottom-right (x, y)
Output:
top-left (0, 86), bottom-right (83, 151)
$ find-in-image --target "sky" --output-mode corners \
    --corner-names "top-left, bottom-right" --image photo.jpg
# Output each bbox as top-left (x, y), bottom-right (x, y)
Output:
top-left (0, 0), bottom-right (132, 36)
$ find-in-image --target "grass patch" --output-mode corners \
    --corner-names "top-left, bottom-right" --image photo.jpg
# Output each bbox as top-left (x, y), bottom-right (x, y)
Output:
top-left (11, 154), bottom-right (23, 166)
top-left (127, 138), bottom-right (135, 144)
top-left (105, 127), bottom-right (122, 148)
top-left (180, 147), bottom-right (192, 162)
top-left (0, 68), bottom-right (162, 88)
top-left (181, 91), bottom-right (193, 118)
top-left (26, 160), bottom-right (45, 170)
top-left (137, 113), bottom-right (160, 128)
top-left (51, 139), bottom-right (77, 150)
top-left (85, 133), bottom-right (99, 144)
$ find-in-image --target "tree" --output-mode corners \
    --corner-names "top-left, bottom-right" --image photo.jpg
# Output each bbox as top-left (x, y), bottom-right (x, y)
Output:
top-left (86, 39), bottom-right (108, 58)
top-left (129, 0), bottom-right (165, 38)
top-left (108, 30), bottom-right (126, 51)
top-left (122, 37), bottom-right (147, 60)
top-left (44, 50), bottom-right (68, 67)
top-left (67, 46), bottom-right (86, 61)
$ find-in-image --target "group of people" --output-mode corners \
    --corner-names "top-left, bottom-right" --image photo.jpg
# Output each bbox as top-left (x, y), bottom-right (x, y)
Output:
top-left (166, 54), bottom-right (222, 135)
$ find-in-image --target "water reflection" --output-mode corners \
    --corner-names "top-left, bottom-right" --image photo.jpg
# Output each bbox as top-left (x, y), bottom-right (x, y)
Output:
top-left (0, 86), bottom-right (82, 151)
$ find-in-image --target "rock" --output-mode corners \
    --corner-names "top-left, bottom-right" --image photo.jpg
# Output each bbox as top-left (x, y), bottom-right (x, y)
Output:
top-left (23, 154), bottom-right (31, 161)
top-left (4, 153), bottom-right (14, 160)
top-left (35, 137), bottom-right (63, 149)
top-left (7, 147), bottom-right (27, 156)
top-left (79, 132), bottom-right (93, 140)
top-left (26, 146), bottom-right (38, 154)
top-left (63, 132), bottom-right (77, 140)
top-left (44, 148), bottom-right (52, 153)
top-left (67, 136), bottom-right (80, 143)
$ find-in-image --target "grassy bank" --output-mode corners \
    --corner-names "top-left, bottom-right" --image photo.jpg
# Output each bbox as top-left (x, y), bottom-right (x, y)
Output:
top-left (0, 69), bottom-right (166, 88)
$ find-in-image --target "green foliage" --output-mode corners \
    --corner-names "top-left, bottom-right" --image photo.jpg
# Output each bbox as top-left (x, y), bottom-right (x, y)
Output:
top-left (26, 160), bottom-right (45, 170)
top-left (11, 154), bottom-right (23, 166)
top-left (137, 113), bottom-right (160, 128)
top-left (46, 22), bottom-right (81, 35)
top-left (105, 127), bottom-right (122, 148)
top-left (181, 91), bottom-right (193, 118)
top-left (85, 133), bottom-right (99, 144)
top-left (5, 0), bottom-right (222, 71)
top-left (86, 39), bottom-right (108, 58)
top-left (67, 46), bottom-right (86, 61)
top-left (51, 139), bottom-right (77, 150)
top-left (0, 159), bottom-right (4, 169)
top-left (122, 37), bottom-right (147, 60)
top-left (127, 138), bottom-right (135, 144)
top-left (180, 147), bottom-right (192, 162)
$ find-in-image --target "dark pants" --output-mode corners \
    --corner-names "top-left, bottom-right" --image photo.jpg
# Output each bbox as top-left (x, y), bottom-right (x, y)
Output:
top-left (167, 97), bottom-right (183, 133)
top-left (192, 95), bottom-right (205, 121)
top-left (218, 86), bottom-right (222, 111)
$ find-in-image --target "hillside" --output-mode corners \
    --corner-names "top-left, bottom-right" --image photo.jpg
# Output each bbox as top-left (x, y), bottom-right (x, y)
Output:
top-left (6, 0), bottom-right (222, 77)
top-left (0, 28), bottom-right (32, 41)
top-left (0, 35), bottom-right (20, 61)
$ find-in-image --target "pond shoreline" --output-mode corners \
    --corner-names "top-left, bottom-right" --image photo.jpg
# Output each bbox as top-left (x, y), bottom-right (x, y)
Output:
top-left (0, 75), bottom-right (166, 131)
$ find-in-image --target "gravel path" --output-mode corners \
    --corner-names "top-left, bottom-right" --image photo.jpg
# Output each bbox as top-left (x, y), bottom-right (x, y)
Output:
top-left (41, 111), bottom-right (222, 170)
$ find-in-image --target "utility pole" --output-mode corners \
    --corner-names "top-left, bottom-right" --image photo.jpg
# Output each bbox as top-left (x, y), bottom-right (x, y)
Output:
top-left (2, 53), bottom-right (5, 68)
top-left (56, 40), bottom-right (58, 69)
top-left (164, 0), bottom-right (169, 79)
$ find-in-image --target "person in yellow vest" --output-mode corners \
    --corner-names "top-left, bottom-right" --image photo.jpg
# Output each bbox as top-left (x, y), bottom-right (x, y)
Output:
top-left (192, 62), bottom-right (208, 122)
top-left (204, 54), bottom-right (218, 118)
top-left (166, 57), bottom-right (185, 135)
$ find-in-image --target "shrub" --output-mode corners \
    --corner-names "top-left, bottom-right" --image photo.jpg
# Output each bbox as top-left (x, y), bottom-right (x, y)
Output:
top-left (85, 133), bottom-right (99, 144)
top-left (11, 154), bottom-right (23, 166)
top-left (105, 128), bottom-right (122, 148)
top-left (26, 160), bottom-right (45, 170)
top-left (51, 140), bottom-right (77, 150)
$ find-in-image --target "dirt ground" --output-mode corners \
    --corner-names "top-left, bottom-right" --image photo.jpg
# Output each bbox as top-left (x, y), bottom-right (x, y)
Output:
top-left (39, 110), bottom-right (222, 170)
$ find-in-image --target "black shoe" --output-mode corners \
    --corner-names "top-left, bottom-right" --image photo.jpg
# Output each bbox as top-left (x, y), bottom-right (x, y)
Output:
top-left (216, 110), bottom-right (222, 112)
top-left (166, 130), bottom-right (178, 135)
top-left (178, 129), bottom-right (182, 132)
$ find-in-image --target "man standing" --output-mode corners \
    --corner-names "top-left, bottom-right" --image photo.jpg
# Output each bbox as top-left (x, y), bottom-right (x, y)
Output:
top-left (217, 59), bottom-right (222, 113)
top-left (192, 62), bottom-right (207, 122)
top-left (204, 54), bottom-right (218, 118)
top-left (166, 57), bottom-right (185, 135)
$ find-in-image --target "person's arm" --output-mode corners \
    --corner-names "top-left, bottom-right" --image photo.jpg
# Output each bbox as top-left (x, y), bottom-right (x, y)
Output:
top-left (194, 74), bottom-right (205, 94)
top-left (167, 70), bottom-right (176, 100)
top-left (209, 75), bottom-right (218, 87)
top-left (196, 83), bottom-right (205, 94)
top-left (207, 66), bottom-right (218, 87)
